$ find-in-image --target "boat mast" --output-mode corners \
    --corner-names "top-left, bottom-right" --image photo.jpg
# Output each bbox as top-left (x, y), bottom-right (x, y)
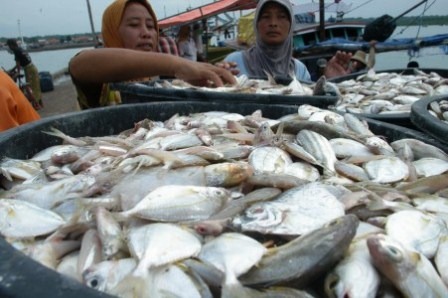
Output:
top-left (86, 0), bottom-right (99, 46)
top-left (319, 0), bottom-right (325, 41)
top-left (17, 19), bottom-right (27, 49)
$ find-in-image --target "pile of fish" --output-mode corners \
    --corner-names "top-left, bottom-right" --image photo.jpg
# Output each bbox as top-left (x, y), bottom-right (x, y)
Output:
top-left (2, 105), bottom-right (448, 297)
top-left (154, 73), bottom-right (316, 96)
top-left (331, 68), bottom-right (448, 115)
top-left (427, 98), bottom-right (448, 123)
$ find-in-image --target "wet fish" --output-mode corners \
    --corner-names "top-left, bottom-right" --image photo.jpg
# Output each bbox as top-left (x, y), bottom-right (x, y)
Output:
top-left (198, 232), bottom-right (267, 287)
top-left (385, 209), bottom-right (447, 259)
top-left (0, 199), bottom-right (66, 238)
top-left (233, 183), bottom-right (345, 236)
top-left (324, 239), bottom-right (380, 298)
top-left (0, 157), bottom-right (42, 181)
top-left (82, 258), bottom-right (137, 293)
top-left (117, 185), bottom-right (232, 222)
top-left (296, 129), bottom-right (337, 176)
top-left (248, 146), bottom-right (292, 174)
top-left (239, 215), bottom-right (358, 287)
top-left (363, 156), bottom-right (409, 184)
top-left (367, 234), bottom-right (448, 297)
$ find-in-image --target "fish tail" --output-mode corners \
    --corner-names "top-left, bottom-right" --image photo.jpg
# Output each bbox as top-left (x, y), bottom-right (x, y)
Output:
top-left (42, 127), bottom-right (64, 138)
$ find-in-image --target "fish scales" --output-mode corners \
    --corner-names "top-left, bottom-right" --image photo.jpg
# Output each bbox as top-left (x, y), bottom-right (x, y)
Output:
top-left (3, 107), bottom-right (448, 297)
top-left (297, 129), bottom-right (337, 175)
top-left (239, 215), bottom-right (359, 288)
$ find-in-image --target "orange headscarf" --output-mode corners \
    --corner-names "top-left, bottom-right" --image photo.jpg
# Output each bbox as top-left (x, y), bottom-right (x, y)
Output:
top-left (102, 0), bottom-right (159, 48)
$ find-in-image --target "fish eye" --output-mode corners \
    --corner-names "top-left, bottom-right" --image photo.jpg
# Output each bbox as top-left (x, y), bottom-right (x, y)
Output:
top-left (326, 217), bottom-right (340, 227)
top-left (214, 189), bottom-right (225, 196)
top-left (195, 224), bottom-right (208, 235)
top-left (88, 278), bottom-right (99, 288)
top-left (386, 244), bottom-right (403, 261)
top-left (324, 273), bottom-right (340, 295)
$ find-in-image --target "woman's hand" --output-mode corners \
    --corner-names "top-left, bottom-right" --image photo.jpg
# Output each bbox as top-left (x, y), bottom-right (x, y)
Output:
top-left (324, 51), bottom-right (352, 79)
top-left (215, 61), bottom-right (240, 76)
top-left (174, 60), bottom-right (237, 87)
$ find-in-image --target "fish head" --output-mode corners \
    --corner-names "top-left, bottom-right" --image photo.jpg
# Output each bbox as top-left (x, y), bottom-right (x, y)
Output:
top-left (82, 266), bottom-right (108, 292)
top-left (366, 234), bottom-right (411, 281)
top-left (324, 272), bottom-right (343, 298)
top-left (233, 203), bottom-right (284, 233)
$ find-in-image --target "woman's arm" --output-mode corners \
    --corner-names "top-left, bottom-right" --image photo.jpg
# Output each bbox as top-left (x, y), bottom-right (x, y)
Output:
top-left (69, 48), bottom-right (236, 87)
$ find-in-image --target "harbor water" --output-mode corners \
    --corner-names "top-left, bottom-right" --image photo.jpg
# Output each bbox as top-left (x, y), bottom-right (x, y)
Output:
top-left (0, 47), bottom-right (88, 76)
top-left (0, 25), bottom-right (447, 75)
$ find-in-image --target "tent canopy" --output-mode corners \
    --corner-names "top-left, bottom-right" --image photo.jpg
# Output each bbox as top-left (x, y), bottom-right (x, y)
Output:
top-left (158, 0), bottom-right (258, 29)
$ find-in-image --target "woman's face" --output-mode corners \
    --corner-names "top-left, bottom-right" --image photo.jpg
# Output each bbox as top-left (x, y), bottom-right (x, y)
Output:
top-left (257, 2), bottom-right (291, 46)
top-left (118, 2), bottom-right (157, 51)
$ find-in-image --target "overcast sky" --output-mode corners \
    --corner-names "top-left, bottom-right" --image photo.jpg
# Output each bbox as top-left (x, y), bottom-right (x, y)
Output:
top-left (0, 0), bottom-right (445, 38)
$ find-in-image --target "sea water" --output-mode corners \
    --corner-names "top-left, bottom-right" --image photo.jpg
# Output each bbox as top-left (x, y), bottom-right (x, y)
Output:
top-left (0, 47), bottom-right (90, 75)
top-left (374, 25), bottom-right (448, 71)
top-left (0, 25), bottom-right (447, 75)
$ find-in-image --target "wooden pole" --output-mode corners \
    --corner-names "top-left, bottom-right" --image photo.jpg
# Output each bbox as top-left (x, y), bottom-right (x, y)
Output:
top-left (319, 0), bottom-right (326, 41)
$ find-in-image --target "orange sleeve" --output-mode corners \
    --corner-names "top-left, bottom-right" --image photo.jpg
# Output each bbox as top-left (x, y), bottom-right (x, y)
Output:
top-left (0, 71), bottom-right (40, 132)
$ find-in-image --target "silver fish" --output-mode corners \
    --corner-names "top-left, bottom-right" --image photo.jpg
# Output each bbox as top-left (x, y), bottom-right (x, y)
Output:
top-left (325, 239), bottom-right (380, 298)
top-left (248, 146), bottom-right (292, 174)
top-left (363, 156), bottom-right (409, 183)
top-left (367, 234), bottom-right (448, 297)
top-left (0, 157), bottom-right (42, 181)
top-left (233, 183), bottom-right (346, 236)
top-left (239, 215), bottom-right (358, 287)
top-left (127, 223), bottom-right (201, 277)
top-left (117, 185), bottom-right (232, 222)
top-left (385, 209), bottom-right (447, 259)
top-left (198, 232), bottom-right (267, 285)
top-left (83, 258), bottom-right (137, 293)
top-left (296, 129), bottom-right (337, 176)
top-left (0, 199), bottom-right (66, 238)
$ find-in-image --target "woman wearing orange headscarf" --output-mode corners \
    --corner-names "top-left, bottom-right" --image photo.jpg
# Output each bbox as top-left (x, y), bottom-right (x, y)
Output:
top-left (69, 0), bottom-right (235, 110)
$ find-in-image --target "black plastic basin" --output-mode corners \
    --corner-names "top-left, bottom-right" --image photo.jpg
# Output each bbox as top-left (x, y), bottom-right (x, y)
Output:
top-left (329, 68), bottom-right (448, 128)
top-left (411, 94), bottom-right (448, 145)
top-left (110, 80), bottom-right (337, 108)
top-left (1, 101), bottom-right (447, 297)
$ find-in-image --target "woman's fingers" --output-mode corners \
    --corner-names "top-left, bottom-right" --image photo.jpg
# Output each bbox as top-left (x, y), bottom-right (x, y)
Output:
top-left (178, 62), bottom-right (236, 87)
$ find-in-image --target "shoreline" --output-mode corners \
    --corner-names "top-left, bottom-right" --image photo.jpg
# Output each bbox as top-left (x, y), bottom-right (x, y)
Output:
top-left (0, 42), bottom-right (97, 53)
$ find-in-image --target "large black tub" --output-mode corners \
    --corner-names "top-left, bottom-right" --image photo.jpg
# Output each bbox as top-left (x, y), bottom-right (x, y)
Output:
top-left (411, 94), bottom-right (448, 145)
top-left (110, 80), bottom-right (337, 109)
top-left (1, 101), bottom-right (448, 297)
top-left (329, 68), bottom-right (448, 129)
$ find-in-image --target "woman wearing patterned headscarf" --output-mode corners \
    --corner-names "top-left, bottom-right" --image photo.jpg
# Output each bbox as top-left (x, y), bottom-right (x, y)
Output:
top-left (69, 0), bottom-right (235, 110)
top-left (223, 0), bottom-right (310, 81)
top-left (221, 0), bottom-right (353, 81)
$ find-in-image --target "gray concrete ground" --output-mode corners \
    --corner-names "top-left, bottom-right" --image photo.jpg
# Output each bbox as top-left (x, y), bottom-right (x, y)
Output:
top-left (37, 75), bottom-right (80, 118)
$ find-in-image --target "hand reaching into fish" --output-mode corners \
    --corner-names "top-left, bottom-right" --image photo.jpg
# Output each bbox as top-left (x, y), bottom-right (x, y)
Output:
top-left (324, 51), bottom-right (353, 78)
top-left (215, 61), bottom-right (241, 76)
top-left (173, 59), bottom-right (237, 87)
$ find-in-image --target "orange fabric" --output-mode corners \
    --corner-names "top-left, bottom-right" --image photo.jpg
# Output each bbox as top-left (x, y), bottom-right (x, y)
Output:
top-left (102, 0), bottom-right (159, 48)
top-left (0, 70), bottom-right (40, 132)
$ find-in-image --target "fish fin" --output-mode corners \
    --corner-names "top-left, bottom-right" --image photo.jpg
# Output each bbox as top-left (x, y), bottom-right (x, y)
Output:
top-left (263, 70), bottom-right (277, 85)
top-left (366, 199), bottom-right (387, 211)
top-left (112, 210), bottom-right (132, 222)
top-left (109, 275), bottom-right (147, 298)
